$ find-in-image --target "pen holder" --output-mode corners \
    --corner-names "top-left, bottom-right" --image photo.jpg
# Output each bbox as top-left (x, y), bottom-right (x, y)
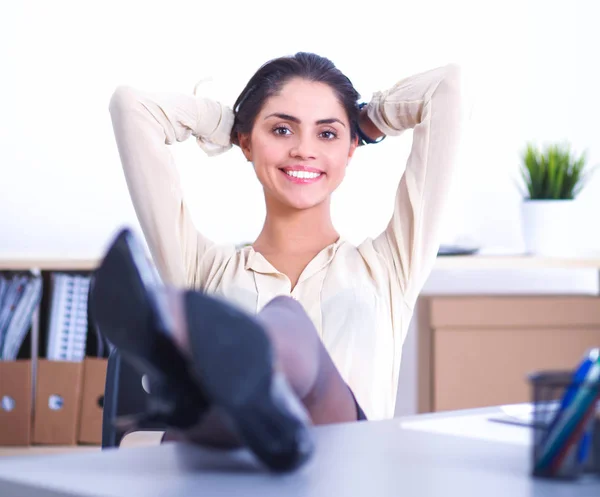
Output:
top-left (529, 371), bottom-right (600, 480)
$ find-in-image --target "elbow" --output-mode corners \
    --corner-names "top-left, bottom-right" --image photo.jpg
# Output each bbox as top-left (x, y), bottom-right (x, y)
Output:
top-left (109, 85), bottom-right (141, 116)
top-left (440, 63), bottom-right (462, 96)
top-left (435, 63), bottom-right (463, 116)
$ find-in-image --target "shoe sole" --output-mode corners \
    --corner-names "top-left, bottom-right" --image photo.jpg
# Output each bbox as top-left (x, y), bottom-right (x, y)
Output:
top-left (183, 291), bottom-right (314, 472)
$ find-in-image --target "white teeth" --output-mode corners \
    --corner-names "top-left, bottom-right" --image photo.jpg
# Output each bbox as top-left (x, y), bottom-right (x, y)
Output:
top-left (285, 170), bottom-right (321, 179)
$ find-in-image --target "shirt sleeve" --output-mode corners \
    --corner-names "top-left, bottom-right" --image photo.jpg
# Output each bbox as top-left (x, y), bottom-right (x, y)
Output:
top-left (367, 64), bottom-right (464, 308)
top-left (108, 85), bottom-right (234, 287)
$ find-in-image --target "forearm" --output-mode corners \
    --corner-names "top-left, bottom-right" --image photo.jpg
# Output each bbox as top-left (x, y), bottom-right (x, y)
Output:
top-left (108, 87), bottom-right (232, 286)
top-left (365, 64), bottom-right (462, 137)
top-left (370, 64), bottom-right (464, 305)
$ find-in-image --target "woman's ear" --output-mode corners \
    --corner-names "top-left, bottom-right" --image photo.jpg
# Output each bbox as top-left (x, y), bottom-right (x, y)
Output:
top-left (238, 133), bottom-right (253, 162)
top-left (346, 136), bottom-right (359, 164)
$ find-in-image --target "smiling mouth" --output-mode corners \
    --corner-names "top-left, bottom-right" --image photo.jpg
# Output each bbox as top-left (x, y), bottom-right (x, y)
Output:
top-left (279, 168), bottom-right (325, 184)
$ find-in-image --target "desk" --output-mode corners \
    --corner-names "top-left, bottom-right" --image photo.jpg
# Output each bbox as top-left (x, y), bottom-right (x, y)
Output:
top-left (0, 406), bottom-right (597, 497)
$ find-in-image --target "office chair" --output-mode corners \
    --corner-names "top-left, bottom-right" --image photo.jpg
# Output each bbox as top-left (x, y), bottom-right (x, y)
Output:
top-left (88, 264), bottom-right (166, 449)
top-left (101, 347), bottom-right (167, 448)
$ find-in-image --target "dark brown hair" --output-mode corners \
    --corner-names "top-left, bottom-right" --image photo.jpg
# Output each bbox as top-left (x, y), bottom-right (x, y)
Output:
top-left (231, 52), bottom-right (361, 143)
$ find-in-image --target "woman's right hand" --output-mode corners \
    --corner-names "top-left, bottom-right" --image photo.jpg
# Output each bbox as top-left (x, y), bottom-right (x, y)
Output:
top-left (193, 94), bottom-right (236, 157)
top-left (358, 105), bottom-right (385, 143)
top-left (230, 128), bottom-right (240, 148)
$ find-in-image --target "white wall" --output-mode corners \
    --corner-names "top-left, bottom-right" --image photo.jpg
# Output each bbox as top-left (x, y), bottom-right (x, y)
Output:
top-left (3, 0), bottom-right (598, 258)
top-left (2, 0), bottom-right (599, 415)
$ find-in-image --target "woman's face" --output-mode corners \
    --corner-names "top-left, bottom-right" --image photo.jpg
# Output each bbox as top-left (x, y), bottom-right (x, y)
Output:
top-left (239, 78), bottom-right (358, 211)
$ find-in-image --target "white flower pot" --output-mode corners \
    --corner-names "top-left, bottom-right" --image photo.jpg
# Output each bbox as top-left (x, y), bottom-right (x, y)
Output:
top-left (521, 200), bottom-right (578, 256)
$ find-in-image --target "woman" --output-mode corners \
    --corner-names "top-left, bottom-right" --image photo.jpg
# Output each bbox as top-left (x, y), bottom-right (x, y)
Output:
top-left (91, 52), bottom-right (463, 471)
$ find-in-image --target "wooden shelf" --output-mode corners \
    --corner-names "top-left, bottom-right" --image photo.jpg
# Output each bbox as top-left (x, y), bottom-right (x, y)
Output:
top-left (434, 254), bottom-right (600, 270)
top-left (0, 445), bottom-right (101, 458)
top-left (0, 259), bottom-right (99, 271)
top-left (0, 431), bottom-right (163, 458)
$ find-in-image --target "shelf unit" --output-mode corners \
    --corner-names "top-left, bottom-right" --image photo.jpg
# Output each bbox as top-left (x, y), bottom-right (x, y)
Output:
top-left (0, 258), bottom-right (102, 451)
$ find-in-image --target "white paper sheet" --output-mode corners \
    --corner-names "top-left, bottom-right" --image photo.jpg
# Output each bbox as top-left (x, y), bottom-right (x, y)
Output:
top-left (399, 410), bottom-right (532, 447)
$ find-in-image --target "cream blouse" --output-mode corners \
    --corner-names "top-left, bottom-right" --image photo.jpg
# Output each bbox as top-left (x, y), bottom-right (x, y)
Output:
top-left (108, 63), bottom-right (463, 420)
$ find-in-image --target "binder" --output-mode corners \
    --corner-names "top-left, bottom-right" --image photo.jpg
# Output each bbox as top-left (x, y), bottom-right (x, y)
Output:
top-left (32, 271), bottom-right (108, 446)
top-left (32, 359), bottom-right (84, 445)
top-left (78, 357), bottom-right (108, 444)
top-left (77, 276), bottom-right (109, 444)
top-left (0, 273), bottom-right (31, 357)
top-left (2, 275), bottom-right (42, 360)
top-left (0, 268), bottom-right (108, 447)
top-left (46, 273), bottom-right (90, 362)
top-left (0, 359), bottom-right (33, 446)
top-left (0, 272), bottom-right (40, 446)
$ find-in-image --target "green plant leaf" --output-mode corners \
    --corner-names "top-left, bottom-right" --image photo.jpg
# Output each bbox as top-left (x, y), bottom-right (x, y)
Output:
top-left (518, 142), bottom-right (593, 200)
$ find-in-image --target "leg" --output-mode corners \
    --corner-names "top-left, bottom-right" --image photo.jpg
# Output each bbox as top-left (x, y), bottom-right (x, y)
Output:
top-left (91, 229), bottom-right (313, 472)
top-left (162, 293), bottom-right (360, 446)
top-left (168, 293), bottom-right (359, 425)
top-left (255, 296), bottom-right (359, 425)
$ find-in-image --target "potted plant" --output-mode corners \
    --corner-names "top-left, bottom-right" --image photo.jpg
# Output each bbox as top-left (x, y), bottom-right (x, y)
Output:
top-left (519, 142), bottom-right (595, 256)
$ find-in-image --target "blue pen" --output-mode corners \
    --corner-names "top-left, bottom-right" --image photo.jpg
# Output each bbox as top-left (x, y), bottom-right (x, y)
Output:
top-left (538, 386), bottom-right (597, 476)
top-left (540, 349), bottom-right (595, 448)
top-left (571, 350), bottom-right (599, 467)
top-left (554, 399), bottom-right (598, 476)
top-left (543, 358), bottom-right (599, 470)
top-left (535, 349), bottom-right (600, 473)
top-left (577, 427), bottom-right (592, 465)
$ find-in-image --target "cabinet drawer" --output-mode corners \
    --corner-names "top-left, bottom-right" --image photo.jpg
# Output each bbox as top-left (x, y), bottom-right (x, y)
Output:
top-left (433, 327), bottom-right (600, 411)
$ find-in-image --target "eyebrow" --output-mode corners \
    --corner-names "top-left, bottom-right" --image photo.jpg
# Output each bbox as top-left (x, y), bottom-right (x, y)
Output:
top-left (264, 113), bottom-right (346, 128)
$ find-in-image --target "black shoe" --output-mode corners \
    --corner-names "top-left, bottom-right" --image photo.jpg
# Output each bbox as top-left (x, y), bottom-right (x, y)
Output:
top-left (89, 228), bottom-right (208, 431)
top-left (184, 290), bottom-right (314, 472)
top-left (91, 228), bottom-right (314, 472)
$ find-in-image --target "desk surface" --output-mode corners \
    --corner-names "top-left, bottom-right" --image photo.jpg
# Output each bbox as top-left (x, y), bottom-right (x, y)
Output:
top-left (0, 406), bottom-right (598, 497)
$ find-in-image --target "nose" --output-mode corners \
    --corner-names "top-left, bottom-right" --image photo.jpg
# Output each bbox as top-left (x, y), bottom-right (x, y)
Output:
top-left (289, 133), bottom-right (317, 160)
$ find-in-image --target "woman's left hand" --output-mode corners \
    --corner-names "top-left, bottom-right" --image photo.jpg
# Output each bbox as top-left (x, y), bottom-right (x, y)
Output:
top-left (358, 105), bottom-right (385, 142)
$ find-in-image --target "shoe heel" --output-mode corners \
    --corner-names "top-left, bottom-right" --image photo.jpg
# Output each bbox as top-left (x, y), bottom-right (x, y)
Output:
top-left (90, 228), bottom-right (208, 429)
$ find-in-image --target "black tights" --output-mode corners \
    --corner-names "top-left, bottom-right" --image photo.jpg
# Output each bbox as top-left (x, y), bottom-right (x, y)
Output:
top-left (163, 295), bottom-right (360, 447)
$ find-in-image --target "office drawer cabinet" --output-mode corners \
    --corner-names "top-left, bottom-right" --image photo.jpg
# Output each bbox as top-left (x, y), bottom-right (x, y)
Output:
top-left (417, 296), bottom-right (600, 412)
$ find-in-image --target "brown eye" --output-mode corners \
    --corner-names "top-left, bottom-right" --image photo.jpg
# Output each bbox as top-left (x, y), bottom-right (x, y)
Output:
top-left (273, 126), bottom-right (292, 136)
top-left (320, 130), bottom-right (338, 140)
